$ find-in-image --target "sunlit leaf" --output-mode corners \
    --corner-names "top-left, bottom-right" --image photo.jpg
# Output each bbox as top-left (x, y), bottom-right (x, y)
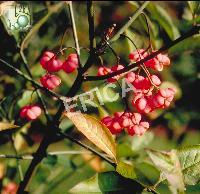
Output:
top-left (0, 122), bottom-right (19, 132)
top-left (17, 90), bottom-right (37, 108)
top-left (135, 162), bottom-right (160, 186)
top-left (70, 172), bottom-right (144, 193)
top-left (177, 145), bottom-right (200, 185)
top-left (188, 1), bottom-right (200, 15)
top-left (69, 174), bottom-right (101, 193)
top-left (146, 149), bottom-right (185, 194)
top-left (14, 123), bottom-right (30, 151)
top-left (116, 161), bottom-right (136, 180)
top-left (169, 35), bottom-right (200, 54)
top-left (64, 112), bottom-right (117, 162)
top-left (147, 3), bottom-right (180, 40)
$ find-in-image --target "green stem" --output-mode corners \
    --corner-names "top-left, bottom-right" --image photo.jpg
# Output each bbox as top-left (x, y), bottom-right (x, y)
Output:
top-left (0, 150), bottom-right (94, 160)
top-left (109, 1), bottom-right (150, 43)
top-left (0, 58), bottom-right (63, 100)
top-left (87, 1), bottom-right (96, 51)
top-left (20, 51), bottom-right (51, 122)
top-left (68, 2), bottom-right (82, 68)
top-left (10, 134), bottom-right (24, 181)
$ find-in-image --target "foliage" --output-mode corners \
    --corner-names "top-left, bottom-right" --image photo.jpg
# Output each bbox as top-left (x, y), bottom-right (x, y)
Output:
top-left (0, 1), bottom-right (199, 194)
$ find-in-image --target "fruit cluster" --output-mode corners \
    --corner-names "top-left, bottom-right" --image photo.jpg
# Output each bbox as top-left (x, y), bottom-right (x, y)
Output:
top-left (102, 112), bottom-right (149, 136)
top-left (98, 64), bottom-right (124, 83)
top-left (101, 49), bottom-right (175, 136)
top-left (129, 49), bottom-right (170, 71)
top-left (39, 51), bottom-right (79, 90)
top-left (20, 51), bottom-right (79, 120)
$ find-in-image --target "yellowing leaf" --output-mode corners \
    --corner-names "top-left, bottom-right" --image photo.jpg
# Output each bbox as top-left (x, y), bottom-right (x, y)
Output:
top-left (0, 122), bottom-right (19, 131)
top-left (64, 112), bottom-right (117, 163)
top-left (116, 161), bottom-right (136, 179)
top-left (14, 123), bottom-right (30, 151)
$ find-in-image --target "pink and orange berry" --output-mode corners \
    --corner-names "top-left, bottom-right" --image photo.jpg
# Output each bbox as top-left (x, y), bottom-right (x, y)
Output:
top-left (62, 53), bottom-right (79, 73)
top-left (20, 48), bottom-right (175, 137)
top-left (102, 112), bottom-right (149, 136)
top-left (97, 64), bottom-right (124, 83)
top-left (40, 74), bottom-right (61, 90)
top-left (101, 49), bottom-right (175, 136)
top-left (20, 50), bottom-right (79, 121)
top-left (40, 51), bottom-right (79, 90)
top-left (2, 182), bottom-right (18, 194)
top-left (20, 105), bottom-right (42, 120)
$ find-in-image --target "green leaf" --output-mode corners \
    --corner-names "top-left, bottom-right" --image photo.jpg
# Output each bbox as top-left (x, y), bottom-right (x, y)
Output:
top-left (188, 1), bottom-right (200, 15)
top-left (0, 122), bottom-right (19, 133)
top-left (110, 1), bottom-right (150, 43)
top-left (135, 162), bottom-right (160, 186)
top-left (70, 172), bottom-right (144, 194)
top-left (131, 131), bottom-right (154, 152)
top-left (125, 29), bottom-right (144, 52)
top-left (116, 161), bottom-right (136, 180)
top-left (169, 35), bottom-right (200, 54)
top-left (147, 3), bottom-right (180, 40)
top-left (98, 171), bottom-right (144, 193)
top-left (117, 143), bottom-right (135, 158)
top-left (69, 174), bottom-right (101, 194)
top-left (43, 155), bottom-right (58, 167)
top-left (146, 149), bottom-right (185, 194)
top-left (177, 145), bottom-right (200, 185)
top-left (14, 122), bottom-right (30, 151)
top-left (64, 112), bottom-right (117, 163)
top-left (17, 90), bottom-right (37, 108)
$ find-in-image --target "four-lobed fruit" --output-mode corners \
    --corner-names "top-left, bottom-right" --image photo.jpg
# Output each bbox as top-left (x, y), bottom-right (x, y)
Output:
top-left (62, 53), bottom-right (79, 73)
top-left (129, 49), bottom-right (171, 71)
top-left (40, 74), bottom-right (61, 90)
top-left (20, 105), bottom-right (42, 120)
top-left (40, 51), bottom-right (62, 72)
top-left (97, 64), bottom-right (124, 83)
top-left (132, 88), bottom-right (175, 114)
top-left (101, 112), bottom-right (149, 136)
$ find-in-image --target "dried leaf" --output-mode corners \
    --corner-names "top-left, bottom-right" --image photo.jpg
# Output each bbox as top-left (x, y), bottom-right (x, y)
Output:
top-left (0, 122), bottom-right (19, 131)
top-left (64, 112), bottom-right (117, 162)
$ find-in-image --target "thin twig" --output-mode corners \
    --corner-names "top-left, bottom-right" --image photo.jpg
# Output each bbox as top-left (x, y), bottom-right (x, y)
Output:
top-left (0, 150), bottom-right (93, 160)
top-left (16, 2), bottom-right (112, 193)
top-left (109, 1), bottom-right (150, 43)
top-left (85, 25), bottom-right (200, 81)
top-left (122, 34), bottom-right (158, 89)
top-left (68, 2), bottom-right (82, 68)
top-left (106, 42), bottom-right (120, 64)
top-left (0, 154), bottom-right (33, 160)
top-left (10, 134), bottom-right (24, 181)
top-left (57, 131), bottom-right (116, 166)
top-left (0, 58), bottom-right (63, 101)
top-left (20, 51), bottom-right (51, 122)
top-left (87, 1), bottom-right (96, 51)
